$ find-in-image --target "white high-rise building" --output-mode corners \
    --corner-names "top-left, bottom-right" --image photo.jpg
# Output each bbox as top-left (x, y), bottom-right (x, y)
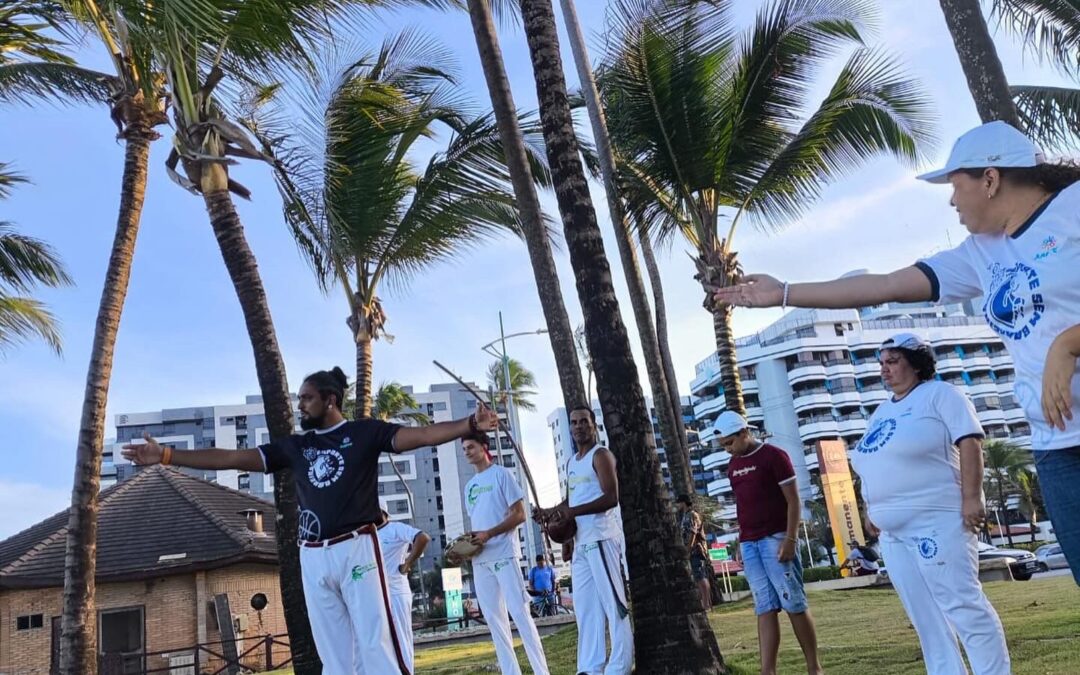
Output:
top-left (690, 297), bottom-right (1031, 514)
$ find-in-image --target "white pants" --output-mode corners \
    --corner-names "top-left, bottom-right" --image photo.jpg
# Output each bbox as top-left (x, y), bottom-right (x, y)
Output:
top-left (573, 538), bottom-right (633, 675)
top-left (390, 593), bottom-right (414, 673)
top-left (299, 529), bottom-right (410, 674)
top-left (473, 558), bottom-right (550, 675)
top-left (879, 512), bottom-right (1011, 675)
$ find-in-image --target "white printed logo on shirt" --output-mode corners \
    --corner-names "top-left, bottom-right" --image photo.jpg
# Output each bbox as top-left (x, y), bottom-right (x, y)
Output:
top-left (857, 418), bottom-right (897, 454)
top-left (983, 262), bottom-right (1045, 340)
top-left (303, 447), bottom-right (345, 488)
top-left (730, 465), bottom-right (757, 478)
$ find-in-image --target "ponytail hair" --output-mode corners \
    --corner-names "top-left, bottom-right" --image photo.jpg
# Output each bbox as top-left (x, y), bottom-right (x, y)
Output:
top-left (303, 367), bottom-right (348, 408)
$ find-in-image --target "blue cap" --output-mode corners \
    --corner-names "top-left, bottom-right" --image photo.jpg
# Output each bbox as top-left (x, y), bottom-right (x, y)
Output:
top-left (916, 121), bottom-right (1045, 184)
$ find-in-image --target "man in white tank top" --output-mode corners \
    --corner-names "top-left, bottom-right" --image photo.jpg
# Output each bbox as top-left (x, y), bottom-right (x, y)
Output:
top-left (536, 406), bottom-right (633, 674)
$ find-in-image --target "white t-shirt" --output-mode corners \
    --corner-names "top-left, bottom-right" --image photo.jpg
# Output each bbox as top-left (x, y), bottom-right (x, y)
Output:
top-left (852, 381), bottom-right (983, 532)
top-left (377, 521), bottom-right (422, 597)
top-left (847, 548), bottom-right (880, 572)
top-left (464, 464), bottom-right (525, 563)
top-left (918, 182), bottom-right (1080, 450)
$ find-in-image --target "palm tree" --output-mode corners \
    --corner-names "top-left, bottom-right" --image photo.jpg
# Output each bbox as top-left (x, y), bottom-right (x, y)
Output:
top-left (118, 3), bottom-right (380, 671)
top-left (983, 439), bottom-right (1028, 546)
top-left (262, 33), bottom-right (545, 419)
top-left (516, 0), bottom-right (726, 670)
top-left (556, 0), bottom-right (691, 493)
top-left (462, 0), bottom-right (589, 415)
top-left (1013, 466), bottom-right (1044, 543)
top-left (602, 0), bottom-right (934, 418)
top-left (487, 357), bottom-right (538, 412)
top-left (372, 381), bottom-right (431, 516)
top-left (938, 0), bottom-right (1022, 125)
top-left (0, 4), bottom-right (170, 672)
top-left (0, 165), bottom-right (72, 354)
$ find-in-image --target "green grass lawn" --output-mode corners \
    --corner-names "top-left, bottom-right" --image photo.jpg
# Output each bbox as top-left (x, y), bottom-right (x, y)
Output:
top-left (269, 576), bottom-right (1080, 674)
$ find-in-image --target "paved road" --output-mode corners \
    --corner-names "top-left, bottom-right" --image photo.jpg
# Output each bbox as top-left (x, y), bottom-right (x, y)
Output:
top-left (1033, 568), bottom-right (1072, 580)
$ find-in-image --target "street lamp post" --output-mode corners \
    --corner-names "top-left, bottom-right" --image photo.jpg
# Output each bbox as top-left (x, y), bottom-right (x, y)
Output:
top-left (481, 313), bottom-right (548, 566)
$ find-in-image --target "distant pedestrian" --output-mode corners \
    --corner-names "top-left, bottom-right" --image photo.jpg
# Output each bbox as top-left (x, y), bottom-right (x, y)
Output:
top-left (675, 494), bottom-right (712, 610)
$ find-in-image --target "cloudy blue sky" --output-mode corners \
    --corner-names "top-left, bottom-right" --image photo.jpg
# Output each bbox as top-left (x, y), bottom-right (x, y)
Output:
top-left (1, 1), bottom-right (1075, 539)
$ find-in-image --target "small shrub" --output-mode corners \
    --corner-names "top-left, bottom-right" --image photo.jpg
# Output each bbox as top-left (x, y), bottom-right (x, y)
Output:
top-left (803, 566), bottom-right (842, 583)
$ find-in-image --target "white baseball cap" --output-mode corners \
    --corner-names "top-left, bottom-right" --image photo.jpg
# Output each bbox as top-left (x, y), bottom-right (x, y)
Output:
top-left (713, 410), bottom-right (748, 438)
top-left (881, 332), bottom-right (930, 351)
top-left (916, 121), bottom-right (1045, 184)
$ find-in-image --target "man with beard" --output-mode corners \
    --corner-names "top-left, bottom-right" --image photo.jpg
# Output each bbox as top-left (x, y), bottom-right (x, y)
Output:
top-left (122, 367), bottom-right (498, 675)
top-left (535, 406), bottom-right (632, 675)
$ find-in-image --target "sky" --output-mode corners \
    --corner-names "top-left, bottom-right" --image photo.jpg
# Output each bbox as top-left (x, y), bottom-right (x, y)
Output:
top-left (1, 1), bottom-right (1076, 540)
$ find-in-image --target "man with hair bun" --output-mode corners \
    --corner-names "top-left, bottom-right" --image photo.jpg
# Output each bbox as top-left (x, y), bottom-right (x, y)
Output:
top-left (123, 366), bottom-right (498, 675)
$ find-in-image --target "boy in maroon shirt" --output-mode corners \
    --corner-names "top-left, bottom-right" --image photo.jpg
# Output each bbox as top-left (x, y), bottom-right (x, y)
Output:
top-left (716, 411), bottom-right (823, 675)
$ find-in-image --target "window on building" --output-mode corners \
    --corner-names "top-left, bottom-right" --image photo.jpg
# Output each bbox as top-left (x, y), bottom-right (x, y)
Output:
top-left (503, 455), bottom-right (516, 468)
top-left (395, 461), bottom-right (410, 474)
top-left (434, 477), bottom-right (442, 491)
top-left (378, 482), bottom-right (386, 495)
top-left (438, 515), bottom-right (445, 529)
top-left (436, 496), bottom-right (443, 510)
top-left (16, 614), bottom-right (44, 630)
top-left (394, 500), bottom-right (409, 514)
top-left (236, 436), bottom-right (248, 449)
top-left (238, 473), bottom-right (250, 491)
top-left (98, 607), bottom-right (144, 666)
top-left (433, 402), bottom-right (447, 411)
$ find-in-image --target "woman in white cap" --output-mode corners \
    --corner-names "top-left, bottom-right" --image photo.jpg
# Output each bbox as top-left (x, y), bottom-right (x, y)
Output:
top-left (715, 120), bottom-right (1080, 585)
top-left (854, 332), bottom-right (1009, 675)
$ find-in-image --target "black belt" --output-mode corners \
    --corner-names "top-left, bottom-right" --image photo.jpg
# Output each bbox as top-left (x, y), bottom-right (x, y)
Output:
top-left (300, 523), bottom-right (377, 548)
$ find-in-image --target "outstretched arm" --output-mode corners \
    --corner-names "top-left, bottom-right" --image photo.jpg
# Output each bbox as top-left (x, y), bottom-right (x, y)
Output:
top-left (393, 403), bottom-right (499, 452)
top-left (713, 266), bottom-right (933, 310)
top-left (121, 433), bottom-right (265, 472)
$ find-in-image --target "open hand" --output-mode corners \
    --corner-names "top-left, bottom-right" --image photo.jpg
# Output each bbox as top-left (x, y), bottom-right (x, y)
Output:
top-left (473, 402), bottom-right (499, 432)
top-left (1042, 338), bottom-right (1077, 431)
top-left (712, 274), bottom-right (784, 308)
top-left (120, 433), bottom-right (164, 465)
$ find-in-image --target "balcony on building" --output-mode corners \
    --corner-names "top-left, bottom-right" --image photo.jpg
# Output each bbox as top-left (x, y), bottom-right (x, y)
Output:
top-left (793, 386), bottom-right (832, 412)
top-left (787, 360), bottom-right (828, 385)
top-left (693, 395), bottom-right (726, 422)
top-left (798, 414), bottom-right (840, 440)
top-left (703, 450), bottom-right (732, 471)
top-left (707, 476), bottom-right (731, 497)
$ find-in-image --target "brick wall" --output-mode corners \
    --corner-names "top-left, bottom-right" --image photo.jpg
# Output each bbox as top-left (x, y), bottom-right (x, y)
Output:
top-left (0, 564), bottom-right (285, 675)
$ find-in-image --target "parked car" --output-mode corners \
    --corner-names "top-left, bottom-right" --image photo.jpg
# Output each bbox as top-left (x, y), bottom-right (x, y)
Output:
top-left (977, 542), bottom-right (1039, 580)
top-left (1035, 544), bottom-right (1070, 572)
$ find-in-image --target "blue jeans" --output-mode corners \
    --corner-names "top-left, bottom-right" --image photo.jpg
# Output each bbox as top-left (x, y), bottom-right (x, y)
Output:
top-left (1033, 447), bottom-right (1080, 585)
top-left (741, 532), bottom-right (808, 615)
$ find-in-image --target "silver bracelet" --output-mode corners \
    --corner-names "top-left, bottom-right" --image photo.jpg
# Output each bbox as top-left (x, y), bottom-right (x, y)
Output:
top-left (781, 281), bottom-right (790, 310)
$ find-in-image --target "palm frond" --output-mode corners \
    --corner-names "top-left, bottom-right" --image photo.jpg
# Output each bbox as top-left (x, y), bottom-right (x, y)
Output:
top-left (0, 61), bottom-right (115, 105)
top-left (372, 380), bottom-right (430, 424)
top-left (0, 163), bottom-right (29, 200)
top-left (0, 222), bottom-right (73, 292)
top-left (990, 0), bottom-right (1080, 75)
top-left (741, 48), bottom-right (936, 229)
top-left (1012, 84), bottom-right (1080, 150)
top-left (0, 293), bottom-right (63, 355)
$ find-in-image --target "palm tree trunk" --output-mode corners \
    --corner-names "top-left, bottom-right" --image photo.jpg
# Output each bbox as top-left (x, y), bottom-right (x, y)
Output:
top-left (937, 0), bottom-right (1022, 126)
top-left (354, 331), bottom-right (374, 420)
top-left (639, 230), bottom-right (689, 460)
top-left (60, 115), bottom-right (154, 675)
top-left (517, 0), bottom-right (726, 671)
top-left (200, 179), bottom-right (320, 675)
top-left (556, 0), bottom-right (692, 496)
top-left (709, 298), bottom-right (746, 417)
top-left (465, 0), bottom-right (588, 413)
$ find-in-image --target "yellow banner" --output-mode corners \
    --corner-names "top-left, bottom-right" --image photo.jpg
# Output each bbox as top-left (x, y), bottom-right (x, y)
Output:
top-left (816, 440), bottom-right (864, 574)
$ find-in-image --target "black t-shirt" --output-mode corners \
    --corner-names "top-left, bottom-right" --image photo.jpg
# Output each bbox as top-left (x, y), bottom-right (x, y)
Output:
top-left (259, 418), bottom-right (401, 542)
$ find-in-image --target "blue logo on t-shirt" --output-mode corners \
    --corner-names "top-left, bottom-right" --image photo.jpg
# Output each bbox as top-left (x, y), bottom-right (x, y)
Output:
top-left (983, 262), bottom-right (1044, 341)
top-left (918, 537), bottom-right (939, 560)
top-left (857, 418), bottom-right (896, 453)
